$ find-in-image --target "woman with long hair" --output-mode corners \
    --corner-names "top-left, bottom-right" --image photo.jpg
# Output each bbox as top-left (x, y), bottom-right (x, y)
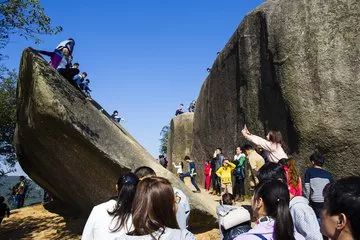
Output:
top-left (241, 125), bottom-right (287, 163)
top-left (82, 172), bottom-right (139, 240)
top-left (282, 158), bottom-right (303, 197)
top-left (321, 176), bottom-right (360, 240)
top-left (120, 176), bottom-right (195, 239)
top-left (234, 180), bottom-right (304, 240)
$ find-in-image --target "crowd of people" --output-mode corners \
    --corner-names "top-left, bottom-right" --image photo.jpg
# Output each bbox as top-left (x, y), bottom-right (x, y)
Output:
top-left (175, 100), bottom-right (196, 116)
top-left (35, 38), bottom-right (92, 98)
top-left (165, 126), bottom-right (360, 240)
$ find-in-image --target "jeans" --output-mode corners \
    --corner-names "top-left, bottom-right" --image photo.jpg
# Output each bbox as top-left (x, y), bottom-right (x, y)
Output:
top-left (180, 173), bottom-right (200, 191)
top-left (211, 173), bottom-right (221, 193)
top-left (233, 177), bottom-right (245, 197)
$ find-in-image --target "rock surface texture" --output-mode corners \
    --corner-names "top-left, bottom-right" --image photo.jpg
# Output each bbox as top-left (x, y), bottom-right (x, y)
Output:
top-left (193, 0), bottom-right (360, 182)
top-left (167, 113), bottom-right (194, 173)
top-left (15, 49), bottom-right (216, 228)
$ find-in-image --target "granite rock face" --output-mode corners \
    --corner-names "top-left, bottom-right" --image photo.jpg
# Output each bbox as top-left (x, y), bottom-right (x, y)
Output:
top-left (192, 0), bottom-right (360, 181)
top-left (167, 113), bottom-right (194, 173)
top-left (15, 49), bottom-right (217, 228)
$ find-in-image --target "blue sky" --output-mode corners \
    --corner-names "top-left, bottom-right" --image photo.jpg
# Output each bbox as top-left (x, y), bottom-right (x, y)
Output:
top-left (4, 0), bottom-right (264, 163)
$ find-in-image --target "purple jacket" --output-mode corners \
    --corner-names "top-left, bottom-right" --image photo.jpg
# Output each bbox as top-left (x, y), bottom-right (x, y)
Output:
top-left (234, 219), bottom-right (305, 240)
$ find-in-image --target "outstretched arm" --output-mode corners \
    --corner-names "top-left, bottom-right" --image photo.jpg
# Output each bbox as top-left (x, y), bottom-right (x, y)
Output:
top-left (241, 125), bottom-right (273, 152)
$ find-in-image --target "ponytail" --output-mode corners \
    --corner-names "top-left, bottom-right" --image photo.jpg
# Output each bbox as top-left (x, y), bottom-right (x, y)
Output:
top-left (254, 180), bottom-right (295, 240)
top-left (274, 199), bottom-right (295, 240)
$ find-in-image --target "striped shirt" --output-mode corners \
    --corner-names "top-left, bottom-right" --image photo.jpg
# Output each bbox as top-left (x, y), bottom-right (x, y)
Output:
top-left (304, 167), bottom-right (333, 203)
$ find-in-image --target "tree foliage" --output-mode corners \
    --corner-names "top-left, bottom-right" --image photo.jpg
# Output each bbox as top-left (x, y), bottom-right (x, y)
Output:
top-left (0, 0), bottom-right (61, 176)
top-left (159, 125), bottom-right (170, 155)
top-left (0, 70), bottom-right (17, 176)
top-left (0, 0), bottom-right (62, 68)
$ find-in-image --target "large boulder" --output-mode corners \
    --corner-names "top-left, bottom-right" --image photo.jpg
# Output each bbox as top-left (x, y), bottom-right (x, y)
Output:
top-left (167, 113), bottom-right (194, 173)
top-left (193, 0), bottom-right (360, 181)
top-left (14, 49), bottom-right (217, 228)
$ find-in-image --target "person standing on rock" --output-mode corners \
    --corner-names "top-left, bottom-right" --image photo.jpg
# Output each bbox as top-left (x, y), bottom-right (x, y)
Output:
top-left (204, 159), bottom-right (212, 191)
top-left (211, 148), bottom-right (224, 196)
top-left (216, 159), bottom-right (236, 195)
top-left (243, 144), bottom-right (265, 192)
top-left (82, 172), bottom-right (139, 240)
top-left (180, 156), bottom-right (201, 193)
top-left (304, 150), bottom-right (333, 220)
top-left (233, 147), bottom-right (246, 202)
top-left (241, 125), bottom-right (287, 163)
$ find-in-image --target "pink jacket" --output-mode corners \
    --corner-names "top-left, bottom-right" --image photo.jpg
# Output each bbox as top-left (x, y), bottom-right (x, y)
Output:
top-left (234, 219), bottom-right (305, 240)
top-left (243, 134), bottom-right (287, 163)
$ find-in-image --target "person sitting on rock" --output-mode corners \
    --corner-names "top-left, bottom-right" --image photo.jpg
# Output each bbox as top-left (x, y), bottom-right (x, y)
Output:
top-left (35, 38), bottom-right (75, 69)
top-left (241, 125), bottom-right (288, 163)
top-left (0, 196), bottom-right (10, 225)
top-left (119, 177), bottom-right (195, 240)
top-left (134, 166), bottom-right (190, 230)
top-left (82, 172), bottom-right (139, 240)
top-left (217, 193), bottom-right (251, 240)
top-left (36, 47), bottom-right (71, 69)
top-left (111, 111), bottom-right (125, 123)
top-left (80, 79), bottom-right (91, 97)
top-left (73, 72), bottom-right (88, 87)
top-left (180, 156), bottom-right (201, 193)
top-left (188, 100), bottom-right (196, 113)
top-left (175, 104), bottom-right (185, 116)
top-left (58, 62), bottom-right (80, 81)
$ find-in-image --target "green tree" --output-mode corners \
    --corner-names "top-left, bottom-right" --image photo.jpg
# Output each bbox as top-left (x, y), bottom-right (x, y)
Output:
top-left (0, 0), bottom-right (61, 176)
top-left (0, 0), bottom-right (62, 69)
top-left (159, 125), bottom-right (170, 155)
top-left (0, 70), bottom-right (17, 176)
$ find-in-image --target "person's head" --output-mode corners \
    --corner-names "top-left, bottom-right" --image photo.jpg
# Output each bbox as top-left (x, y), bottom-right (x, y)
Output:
top-left (286, 158), bottom-right (300, 189)
top-left (222, 159), bottom-right (230, 167)
top-left (222, 193), bottom-right (234, 205)
top-left (19, 176), bottom-right (25, 181)
top-left (216, 148), bottom-right (222, 154)
top-left (131, 177), bottom-right (179, 235)
top-left (266, 130), bottom-right (283, 145)
top-left (184, 155), bottom-right (191, 162)
top-left (278, 158), bottom-right (288, 166)
top-left (321, 176), bottom-right (360, 240)
top-left (252, 180), bottom-right (295, 240)
top-left (82, 72), bottom-right (88, 78)
top-left (179, 104), bottom-right (184, 108)
top-left (235, 146), bottom-right (242, 155)
top-left (134, 166), bottom-right (156, 180)
top-left (113, 110), bottom-right (118, 115)
top-left (108, 172), bottom-right (139, 232)
top-left (310, 150), bottom-right (325, 167)
top-left (62, 47), bottom-right (70, 56)
top-left (242, 144), bottom-right (254, 155)
top-left (73, 63), bottom-right (79, 68)
top-left (85, 79), bottom-right (90, 84)
top-left (0, 196), bottom-right (4, 203)
top-left (258, 162), bottom-right (287, 183)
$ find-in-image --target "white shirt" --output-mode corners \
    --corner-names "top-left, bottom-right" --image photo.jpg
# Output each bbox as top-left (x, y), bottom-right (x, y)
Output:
top-left (173, 163), bottom-right (183, 174)
top-left (174, 187), bottom-right (190, 230)
top-left (82, 199), bottom-right (133, 240)
top-left (117, 227), bottom-right (195, 240)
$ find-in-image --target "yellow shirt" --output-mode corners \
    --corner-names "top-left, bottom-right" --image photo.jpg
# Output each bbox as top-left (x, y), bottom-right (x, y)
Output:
top-left (216, 162), bottom-right (236, 184)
